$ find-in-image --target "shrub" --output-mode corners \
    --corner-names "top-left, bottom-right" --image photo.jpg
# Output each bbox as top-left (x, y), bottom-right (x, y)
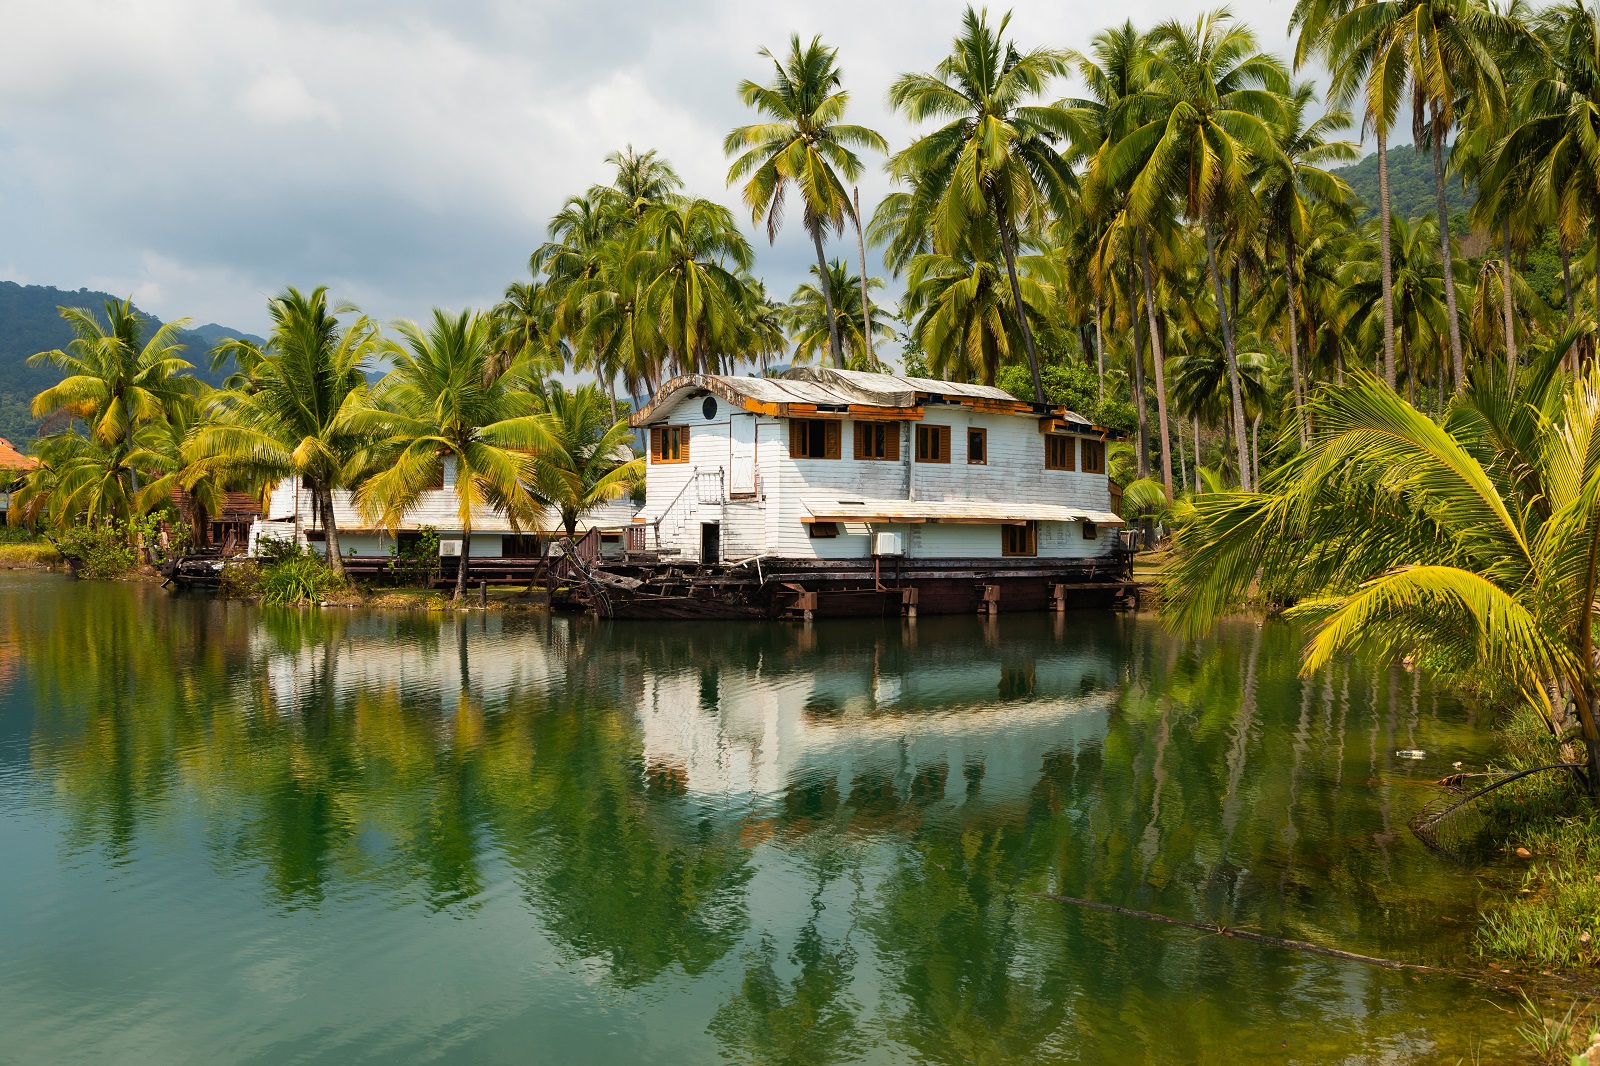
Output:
top-left (217, 559), bottom-right (263, 598)
top-left (54, 516), bottom-right (160, 578)
top-left (387, 526), bottom-right (440, 585)
top-left (257, 542), bottom-right (346, 605)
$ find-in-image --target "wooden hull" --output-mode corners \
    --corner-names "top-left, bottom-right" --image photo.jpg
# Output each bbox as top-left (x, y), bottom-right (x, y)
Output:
top-left (595, 555), bottom-right (1140, 621)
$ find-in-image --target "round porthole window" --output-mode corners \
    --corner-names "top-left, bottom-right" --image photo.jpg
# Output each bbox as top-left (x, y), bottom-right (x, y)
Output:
top-left (702, 397), bottom-right (718, 420)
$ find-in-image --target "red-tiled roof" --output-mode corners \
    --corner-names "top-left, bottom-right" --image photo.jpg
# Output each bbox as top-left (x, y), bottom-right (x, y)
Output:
top-left (0, 438), bottom-right (37, 472)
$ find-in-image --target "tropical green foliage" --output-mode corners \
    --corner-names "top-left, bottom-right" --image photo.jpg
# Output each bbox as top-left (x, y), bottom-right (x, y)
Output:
top-left (1163, 353), bottom-right (1600, 786)
top-left (523, 381), bottom-right (643, 539)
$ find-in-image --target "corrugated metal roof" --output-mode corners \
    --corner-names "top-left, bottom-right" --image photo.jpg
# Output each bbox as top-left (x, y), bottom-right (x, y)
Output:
top-left (804, 499), bottom-right (1123, 526)
top-left (632, 367), bottom-right (1111, 426)
top-left (0, 437), bottom-right (37, 471)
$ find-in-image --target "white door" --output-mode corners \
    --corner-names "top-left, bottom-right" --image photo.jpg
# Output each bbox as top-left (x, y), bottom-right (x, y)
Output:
top-left (730, 415), bottom-right (756, 494)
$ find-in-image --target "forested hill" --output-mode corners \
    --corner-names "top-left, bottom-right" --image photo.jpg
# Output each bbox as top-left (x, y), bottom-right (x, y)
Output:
top-left (1332, 145), bottom-right (1475, 225)
top-left (0, 281), bottom-right (260, 445)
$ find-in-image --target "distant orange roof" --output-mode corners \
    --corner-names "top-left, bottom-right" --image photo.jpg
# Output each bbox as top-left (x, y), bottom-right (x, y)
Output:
top-left (0, 438), bottom-right (36, 472)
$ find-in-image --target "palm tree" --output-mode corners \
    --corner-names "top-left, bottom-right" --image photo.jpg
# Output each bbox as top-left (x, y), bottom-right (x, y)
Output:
top-left (631, 199), bottom-right (756, 377)
top-left (1162, 356), bottom-right (1600, 793)
top-left (1259, 81), bottom-right (1359, 444)
top-left (187, 287), bottom-right (381, 577)
top-left (902, 222), bottom-right (1055, 386)
top-left (1292, 0), bottom-right (1400, 387)
top-left (1110, 10), bottom-right (1288, 490)
top-left (524, 381), bottom-right (643, 538)
top-left (726, 35), bottom-right (887, 366)
top-left (29, 297), bottom-right (198, 499)
top-left (1338, 213), bottom-right (1453, 402)
top-left (1316, 0), bottom-right (1526, 389)
top-left (1502, 1), bottom-right (1600, 345)
top-left (888, 7), bottom-right (1080, 402)
top-left (782, 259), bottom-right (895, 369)
top-left (355, 308), bottom-right (554, 600)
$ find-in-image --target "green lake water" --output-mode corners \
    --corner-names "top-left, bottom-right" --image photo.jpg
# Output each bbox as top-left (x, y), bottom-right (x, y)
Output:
top-left (0, 573), bottom-right (1521, 1063)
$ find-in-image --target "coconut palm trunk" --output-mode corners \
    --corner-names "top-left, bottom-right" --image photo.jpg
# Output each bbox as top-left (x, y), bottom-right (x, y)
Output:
top-left (1130, 275), bottom-right (1151, 479)
top-left (318, 484), bottom-right (346, 578)
top-left (1139, 232), bottom-right (1175, 499)
top-left (1282, 241), bottom-right (1308, 448)
top-left (1203, 216), bottom-right (1253, 491)
top-left (1430, 108), bottom-right (1464, 389)
top-left (455, 522), bottom-right (473, 601)
top-left (853, 187), bottom-right (874, 365)
top-left (1502, 219), bottom-right (1518, 378)
top-left (808, 219), bottom-right (843, 367)
top-left (1377, 130), bottom-right (1397, 388)
top-left (1093, 291), bottom-right (1106, 404)
top-left (996, 206), bottom-right (1046, 404)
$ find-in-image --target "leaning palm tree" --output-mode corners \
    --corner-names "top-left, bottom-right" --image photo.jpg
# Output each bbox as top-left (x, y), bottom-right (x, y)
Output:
top-left (187, 286), bottom-right (382, 577)
top-left (1163, 353), bottom-right (1600, 793)
top-left (524, 381), bottom-right (643, 539)
top-left (888, 7), bottom-right (1080, 402)
top-left (726, 35), bottom-right (887, 367)
top-left (29, 296), bottom-right (198, 498)
top-left (782, 259), bottom-right (895, 370)
top-left (355, 308), bottom-right (554, 600)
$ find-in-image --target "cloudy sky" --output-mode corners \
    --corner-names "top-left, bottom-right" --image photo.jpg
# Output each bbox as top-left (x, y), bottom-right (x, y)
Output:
top-left (0, 0), bottom-right (1323, 335)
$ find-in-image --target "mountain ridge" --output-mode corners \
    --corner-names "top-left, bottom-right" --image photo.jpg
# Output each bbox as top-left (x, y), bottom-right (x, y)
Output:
top-left (0, 280), bottom-right (260, 445)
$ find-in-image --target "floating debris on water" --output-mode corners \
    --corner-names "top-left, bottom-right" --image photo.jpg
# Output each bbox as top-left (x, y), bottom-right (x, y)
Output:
top-left (1396, 750), bottom-right (1427, 760)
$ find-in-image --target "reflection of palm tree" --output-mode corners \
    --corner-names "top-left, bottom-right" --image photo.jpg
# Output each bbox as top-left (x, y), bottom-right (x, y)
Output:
top-left (709, 850), bottom-right (862, 1065)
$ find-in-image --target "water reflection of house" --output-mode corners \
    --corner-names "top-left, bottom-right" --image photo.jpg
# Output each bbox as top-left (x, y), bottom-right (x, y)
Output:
top-left (634, 638), bottom-right (1114, 808)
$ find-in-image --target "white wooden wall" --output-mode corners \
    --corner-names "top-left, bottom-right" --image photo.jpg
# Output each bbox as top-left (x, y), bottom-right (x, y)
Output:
top-left (639, 391), bottom-right (1118, 563)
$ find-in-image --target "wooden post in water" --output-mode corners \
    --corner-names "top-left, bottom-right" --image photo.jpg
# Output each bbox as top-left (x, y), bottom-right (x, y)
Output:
top-left (479, 579), bottom-right (487, 608)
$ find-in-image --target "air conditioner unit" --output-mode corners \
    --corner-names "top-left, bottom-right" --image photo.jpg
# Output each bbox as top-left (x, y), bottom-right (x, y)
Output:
top-left (874, 531), bottom-right (904, 556)
top-left (439, 539), bottom-right (463, 557)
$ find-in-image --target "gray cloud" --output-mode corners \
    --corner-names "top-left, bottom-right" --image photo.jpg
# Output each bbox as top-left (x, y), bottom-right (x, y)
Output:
top-left (0, 0), bottom-right (1310, 335)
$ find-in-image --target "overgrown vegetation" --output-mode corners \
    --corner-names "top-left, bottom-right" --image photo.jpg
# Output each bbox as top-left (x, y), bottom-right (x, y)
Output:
top-left (54, 516), bottom-right (162, 578)
top-left (255, 541), bottom-right (346, 605)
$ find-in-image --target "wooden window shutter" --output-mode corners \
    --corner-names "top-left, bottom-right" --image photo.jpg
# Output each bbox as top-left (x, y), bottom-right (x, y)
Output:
top-left (650, 427), bottom-right (662, 462)
top-left (825, 421), bottom-right (841, 459)
top-left (789, 420), bottom-right (802, 458)
top-left (886, 424), bottom-right (900, 461)
top-left (679, 426), bottom-right (689, 463)
top-left (853, 422), bottom-right (867, 460)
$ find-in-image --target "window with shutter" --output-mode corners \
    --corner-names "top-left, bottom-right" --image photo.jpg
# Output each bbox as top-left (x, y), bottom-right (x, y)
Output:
top-left (1081, 439), bottom-right (1105, 473)
top-left (967, 428), bottom-right (987, 465)
top-left (789, 419), bottom-right (840, 459)
top-left (854, 421), bottom-right (897, 460)
top-left (915, 424), bottom-right (950, 463)
top-left (1045, 435), bottom-right (1076, 470)
top-left (1001, 522), bottom-right (1037, 556)
top-left (651, 426), bottom-right (688, 463)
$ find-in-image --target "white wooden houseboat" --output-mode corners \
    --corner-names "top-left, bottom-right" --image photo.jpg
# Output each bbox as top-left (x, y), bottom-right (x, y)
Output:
top-left (241, 471), bottom-right (637, 586)
top-left (611, 367), bottom-right (1131, 619)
